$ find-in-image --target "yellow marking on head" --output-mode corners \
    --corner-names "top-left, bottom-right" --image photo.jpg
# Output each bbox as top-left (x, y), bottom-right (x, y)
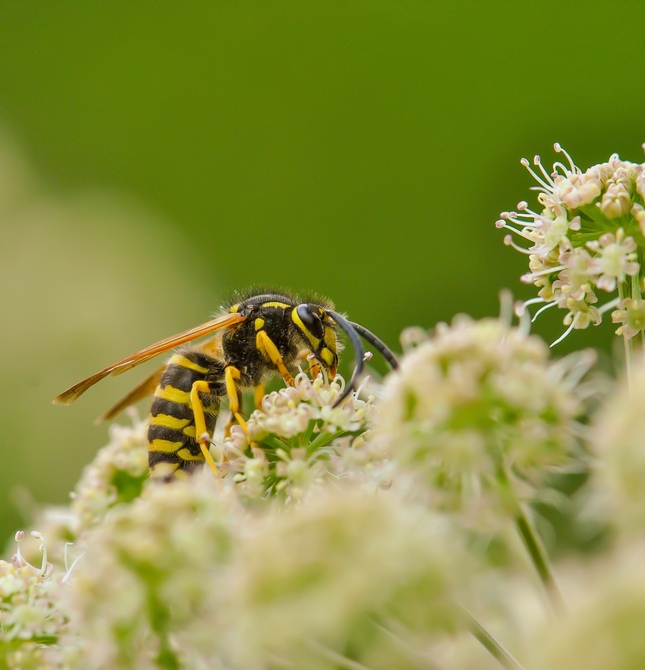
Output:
top-left (154, 385), bottom-right (191, 405)
top-left (176, 448), bottom-right (206, 461)
top-left (291, 308), bottom-right (321, 349)
top-left (324, 326), bottom-right (337, 351)
top-left (261, 301), bottom-right (290, 309)
top-left (168, 354), bottom-right (209, 374)
top-left (150, 462), bottom-right (179, 478)
top-left (149, 414), bottom-right (191, 431)
top-left (149, 438), bottom-right (183, 453)
top-left (229, 304), bottom-right (240, 313)
top-left (254, 317), bottom-right (265, 331)
top-left (321, 347), bottom-right (335, 367)
top-left (173, 469), bottom-right (190, 480)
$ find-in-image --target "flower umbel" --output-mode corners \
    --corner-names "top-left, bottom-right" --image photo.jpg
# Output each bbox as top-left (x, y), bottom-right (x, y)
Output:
top-left (0, 531), bottom-right (72, 669)
top-left (379, 314), bottom-right (591, 526)
top-left (497, 145), bottom-right (645, 346)
top-left (223, 371), bottom-right (380, 500)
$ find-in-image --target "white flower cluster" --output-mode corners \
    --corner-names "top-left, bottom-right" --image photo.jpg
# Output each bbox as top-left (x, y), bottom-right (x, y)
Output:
top-left (379, 315), bottom-right (590, 525)
top-left (69, 410), bottom-right (149, 533)
top-left (20, 411), bottom-right (150, 568)
top-left (227, 487), bottom-right (464, 669)
top-left (497, 145), bottom-right (645, 344)
top-left (9, 310), bottom-right (639, 670)
top-left (0, 532), bottom-right (72, 669)
top-left (69, 476), bottom-right (238, 670)
top-left (69, 480), bottom-right (464, 670)
top-left (223, 371), bottom-right (381, 500)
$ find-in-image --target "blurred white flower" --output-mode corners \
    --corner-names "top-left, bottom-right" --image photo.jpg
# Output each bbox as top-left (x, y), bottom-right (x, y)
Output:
top-left (69, 475), bottom-right (239, 670)
top-left (69, 409), bottom-right (149, 534)
top-left (533, 573), bottom-right (645, 670)
top-left (225, 486), bottom-right (465, 669)
top-left (590, 355), bottom-right (645, 531)
top-left (379, 314), bottom-right (591, 527)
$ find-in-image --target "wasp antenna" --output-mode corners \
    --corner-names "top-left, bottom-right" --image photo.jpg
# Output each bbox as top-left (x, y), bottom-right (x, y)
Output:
top-left (348, 321), bottom-right (399, 370)
top-left (327, 310), bottom-right (365, 407)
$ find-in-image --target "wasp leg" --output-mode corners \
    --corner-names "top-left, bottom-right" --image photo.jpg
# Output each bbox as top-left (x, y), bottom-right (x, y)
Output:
top-left (189, 380), bottom-right (220, 480)
top-left (254, 383), bottom-right (265, 409)
top-left (224, 366), bottom-right (248, 432)
top-left (309, 358), bottom-right (321, 380)
top-left (256, 330), bottom-right (295, 386)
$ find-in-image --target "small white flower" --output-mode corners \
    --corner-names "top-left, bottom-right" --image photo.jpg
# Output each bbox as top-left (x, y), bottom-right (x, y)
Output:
top-left (499, 144), bottom-right (645, 344)
top-left (612, 298), bottom-right (645, 339)
top-left (586, 229), bottom-right (639, 292)
top-left (224, 372), bottom-right (376, 500)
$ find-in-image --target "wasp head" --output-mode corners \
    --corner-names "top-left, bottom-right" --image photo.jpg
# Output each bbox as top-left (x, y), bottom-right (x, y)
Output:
top-left (292, 303), bottom-right (340, 378)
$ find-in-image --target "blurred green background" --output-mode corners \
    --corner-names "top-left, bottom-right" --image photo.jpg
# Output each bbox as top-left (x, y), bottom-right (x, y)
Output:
top-left (0, 1), bottom-right (642, 543)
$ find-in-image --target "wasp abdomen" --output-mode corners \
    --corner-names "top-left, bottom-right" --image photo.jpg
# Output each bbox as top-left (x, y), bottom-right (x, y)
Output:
top-left (147, 350), bottom-right (224, 481)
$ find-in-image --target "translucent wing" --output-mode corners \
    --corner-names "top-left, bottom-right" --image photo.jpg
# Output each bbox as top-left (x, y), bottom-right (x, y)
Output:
top-left (53, 312), bottom-right (245, 406)
top-left (95, 334), bottom-right (226, 423)
top-left (96, 363), bottom-right (166, 423)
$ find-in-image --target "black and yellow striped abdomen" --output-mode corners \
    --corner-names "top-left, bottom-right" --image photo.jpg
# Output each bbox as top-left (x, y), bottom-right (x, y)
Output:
top-left (148, 349), bottom-right (225, 481)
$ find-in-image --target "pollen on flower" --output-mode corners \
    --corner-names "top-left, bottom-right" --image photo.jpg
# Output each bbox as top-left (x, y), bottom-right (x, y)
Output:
top-left (498, 144), bottom-right (645, 344)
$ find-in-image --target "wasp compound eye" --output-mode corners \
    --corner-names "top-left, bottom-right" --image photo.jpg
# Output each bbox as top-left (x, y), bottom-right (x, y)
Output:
top-left (296, 304), bottom-right (324, 340)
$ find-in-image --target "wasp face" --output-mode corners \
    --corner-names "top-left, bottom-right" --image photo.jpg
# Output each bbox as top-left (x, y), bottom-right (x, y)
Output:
top-left (292, 303), bottom-right (339, 377)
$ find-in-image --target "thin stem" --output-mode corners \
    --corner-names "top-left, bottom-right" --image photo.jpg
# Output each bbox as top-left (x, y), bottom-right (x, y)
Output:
top-left (619, 281), bottom-right (633, 390)
top-left (515, 504), bottom-right (565, 613)
top-left (464, 608), bottom-right (525, 670)
top-left (498, 465), bottom-right (564, 613)
top-left (305, 640), bottom-right (373, 670)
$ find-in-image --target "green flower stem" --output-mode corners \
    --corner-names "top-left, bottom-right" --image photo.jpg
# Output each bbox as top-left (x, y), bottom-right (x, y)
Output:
top-left (259, 434), bottom-right (291, 454)
top-left (306, 640), bottom-right (374, 670)
top-left (305, 427), bottom-right (345, 455)
top-left (464, 608), bottom-right (525, 670)
top-left (619, 282), bottom-right (634, 389)
top-left (498, 464), bottom-right (564, 613)
top-left (624, 335), bottom-right (633, 389)
top-left (515, 503), bottom-right (564, 613)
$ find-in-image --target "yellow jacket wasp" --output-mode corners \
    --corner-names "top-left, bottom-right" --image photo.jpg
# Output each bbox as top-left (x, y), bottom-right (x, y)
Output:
top-left (53, 290), bottom-right (398, 482)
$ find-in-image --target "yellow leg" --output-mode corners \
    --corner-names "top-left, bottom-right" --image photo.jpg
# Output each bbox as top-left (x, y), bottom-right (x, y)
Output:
top-left (189, 380), bottom-right (220, 480)
top-left (225, 366), bottom-right (248, 432)
top-left (256, 330), bottom-right (295, 386)
top-left (254, 383), bottom-right (265, 409)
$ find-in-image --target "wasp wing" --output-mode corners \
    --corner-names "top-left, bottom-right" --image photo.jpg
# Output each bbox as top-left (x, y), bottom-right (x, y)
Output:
top-left (53, 312), bottom-right (246, 406)
top-left (95, 364), bottom-right (166, 423)
top-left (95, 335), bottom-right (226, 423)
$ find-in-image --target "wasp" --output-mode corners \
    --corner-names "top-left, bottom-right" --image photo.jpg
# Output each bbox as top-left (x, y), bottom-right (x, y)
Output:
top-left (53, 290), bottom-right (398, 482)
